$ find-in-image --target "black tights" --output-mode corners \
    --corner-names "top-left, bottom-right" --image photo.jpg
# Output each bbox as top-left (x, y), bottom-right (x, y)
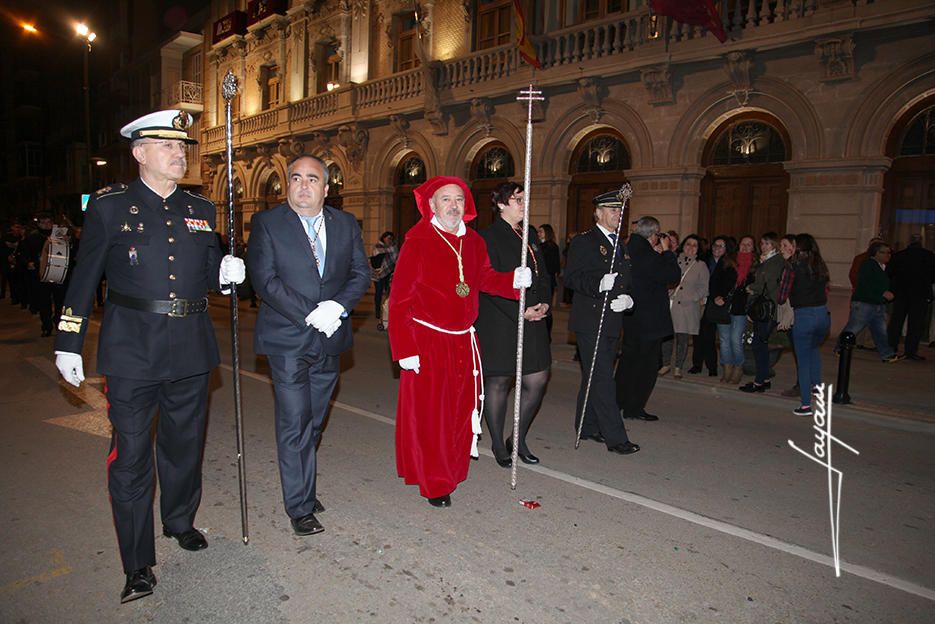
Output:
top-left (482, 370), bottom-right (549, 460)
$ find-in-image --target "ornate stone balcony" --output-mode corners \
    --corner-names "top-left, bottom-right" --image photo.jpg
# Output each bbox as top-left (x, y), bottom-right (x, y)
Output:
top-left (201, 0), bottom-right (926, 155)
top-left (162, 80), bottom-right (203, 113)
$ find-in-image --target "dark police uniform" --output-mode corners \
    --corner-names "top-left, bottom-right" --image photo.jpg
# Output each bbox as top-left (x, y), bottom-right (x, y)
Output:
top-left (55, 178), bottom-right (223, 574)
top-left (564, 224), bottom-right (634, 448)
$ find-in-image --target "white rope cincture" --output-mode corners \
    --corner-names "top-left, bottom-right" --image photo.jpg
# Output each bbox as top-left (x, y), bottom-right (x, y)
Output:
top-left (412, 317), bottom-right (485, 458)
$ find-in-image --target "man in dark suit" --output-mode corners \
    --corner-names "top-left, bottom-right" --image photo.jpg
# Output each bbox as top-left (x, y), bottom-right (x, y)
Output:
top-left (54, 109), bottom-right (246, 603)
top-left (616, 216), bottom-right (680, 421)
top-left (887, 234), bottom-right (935, 360)
top-left (248, 154), bottom-right (369, 536)
top-left (564, 191), bottom-right (639, 455)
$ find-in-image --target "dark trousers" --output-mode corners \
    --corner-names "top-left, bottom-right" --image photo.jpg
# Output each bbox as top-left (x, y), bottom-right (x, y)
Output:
top-left (575, 331), bottom-right (630, 447)
top-left (267, 349), bottom-right (339, 519)
top-left (888, 295), bottom-right (928, 356)
top-left (32, 282), bottom-right (64, 332)
top-left (105, 373), bottom-right (209, 573)
top-left (751, 319), bottom-right (776, 384)
top-left (374, 276), bottom-right (391, 319)
top-left (692, 319), bottom-right (718, 372)
top-left (616, 332), bottom-right (662, 418)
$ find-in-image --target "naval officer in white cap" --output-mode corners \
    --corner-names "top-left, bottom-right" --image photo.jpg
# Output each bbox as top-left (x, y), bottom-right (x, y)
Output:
top-left (54, 109), bottom-right (245, 603)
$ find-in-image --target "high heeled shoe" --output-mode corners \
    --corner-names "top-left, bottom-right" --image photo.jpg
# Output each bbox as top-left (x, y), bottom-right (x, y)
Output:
top-left (506, 438), bottom-right (539, 465)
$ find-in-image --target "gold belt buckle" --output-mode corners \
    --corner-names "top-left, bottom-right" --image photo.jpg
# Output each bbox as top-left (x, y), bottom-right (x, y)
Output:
top-left (168, 299), bottom-right (188, 318)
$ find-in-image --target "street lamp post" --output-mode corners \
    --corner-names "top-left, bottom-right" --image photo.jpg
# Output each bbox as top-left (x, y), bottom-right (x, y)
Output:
top-left (76, 24), bottom-right (96, 192)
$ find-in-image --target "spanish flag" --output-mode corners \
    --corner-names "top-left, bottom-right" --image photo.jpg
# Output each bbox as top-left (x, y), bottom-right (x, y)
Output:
top-left (651, 0), bottom-right (728, 43)
top-left (513, 0), bottom-right (541, 69)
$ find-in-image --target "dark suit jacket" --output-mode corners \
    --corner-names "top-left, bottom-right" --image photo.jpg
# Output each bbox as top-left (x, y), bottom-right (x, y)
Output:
top-left (622, 234), bottom-right (680, 342)
top-left (248, 203), bottom-right (369, 357)
top-left (564, 227), bottom-right (631, 338)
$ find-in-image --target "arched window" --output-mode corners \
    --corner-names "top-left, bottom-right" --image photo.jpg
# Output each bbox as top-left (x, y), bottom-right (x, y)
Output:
top-left (899, 106), bottom-right (935, 156)
top-left (397, 155), bottom-right (427, 185)
top-left (325, 163), bottom-right (344, 210)
top-left (707, 120), bottom-right (788, 165)
top-left (472, 144), bottom-right (514, 180)
top-left (263, 172), bottom-right (282, 210)
top-left (573, 133), bottom-right (631, 173)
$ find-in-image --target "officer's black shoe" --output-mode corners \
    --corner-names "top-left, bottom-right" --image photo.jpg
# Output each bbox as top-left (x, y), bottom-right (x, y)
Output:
top-left (634, 412), bottom-right (659, 421)
top-left (162, 527), bottom-right (208, 551)
top-left (291, 513), bottom-right (324, 536)
top-left (313, 498), bottom-right (325, 514)
top-left (607, 441), bottom-right (641, 455)
top-left (120, 567), bottom-right (156, 604)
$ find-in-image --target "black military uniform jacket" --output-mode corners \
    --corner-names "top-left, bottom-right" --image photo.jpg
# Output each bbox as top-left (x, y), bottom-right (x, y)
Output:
top-left (564, 227), bottom-right (631, 338)
top-left (55, 179), bottom-right (224, 380)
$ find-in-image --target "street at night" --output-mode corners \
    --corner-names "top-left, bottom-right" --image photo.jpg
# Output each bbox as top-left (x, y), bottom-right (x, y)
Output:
top-left (1, 300), bottom-right (933, 623)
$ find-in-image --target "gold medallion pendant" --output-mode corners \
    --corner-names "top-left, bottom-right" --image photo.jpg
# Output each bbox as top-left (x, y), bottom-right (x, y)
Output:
top-left (455, 281), bottom-right (470, 297)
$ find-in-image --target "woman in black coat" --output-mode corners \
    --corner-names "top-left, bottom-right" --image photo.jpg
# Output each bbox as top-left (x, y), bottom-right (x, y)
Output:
top-left (476, 182), bottom-right (552, 467)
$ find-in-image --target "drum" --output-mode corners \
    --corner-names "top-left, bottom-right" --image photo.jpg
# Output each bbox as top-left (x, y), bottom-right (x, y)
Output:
top-left (40, 237), bottom-right (69, 284)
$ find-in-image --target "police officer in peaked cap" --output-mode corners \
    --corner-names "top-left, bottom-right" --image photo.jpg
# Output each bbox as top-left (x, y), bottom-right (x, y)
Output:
top-left (54, 109), bottom-right (246, 603)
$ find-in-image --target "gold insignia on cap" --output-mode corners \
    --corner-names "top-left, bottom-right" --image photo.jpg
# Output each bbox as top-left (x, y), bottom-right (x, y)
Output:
top-left (129, 205), bottom-right (139, 214)
top-left (172, 111), bottom-right (192, 130)
top-left (600, 245), bottom-right (608, 256)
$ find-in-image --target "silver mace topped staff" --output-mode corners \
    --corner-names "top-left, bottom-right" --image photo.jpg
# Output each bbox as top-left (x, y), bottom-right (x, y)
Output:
top-left (222, 70), bottom-right (249, 544)
top-left (510, 85), bottom-right (544, 489)
top-left (574, 183), bottom-right (632, 449)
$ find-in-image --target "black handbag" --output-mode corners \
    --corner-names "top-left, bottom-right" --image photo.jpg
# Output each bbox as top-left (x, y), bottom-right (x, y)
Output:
top-left (369, 253), bottom-right (385, 269)
top-left (747, 284), bottom-right (776, 323)
top-left (704, 288), bottom-right (733, 325)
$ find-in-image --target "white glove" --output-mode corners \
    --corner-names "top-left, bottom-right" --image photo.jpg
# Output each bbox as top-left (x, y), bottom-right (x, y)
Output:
top-left (513, 267), bottom-right (532, 289)
top-left (610, 293), bottom-right (634, 312)
top-left (398, 355), bottom-right (421, 374)
top-left (321, 318), bottom-right (341, 338)
top-left (306, 300), bottom-right (345, 331)
top-left (55, 351), bottom-right (85, 387)
top-left (599, 272), bottom-right (617, 293)
top-left (219, 255), bottom-right (246, 285)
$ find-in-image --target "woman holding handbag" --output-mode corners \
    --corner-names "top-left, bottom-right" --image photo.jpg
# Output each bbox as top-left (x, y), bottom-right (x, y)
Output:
top-left (660, 235), bottom-right (709, 379)
top-left (706, 237), bottom-right (741, 383)
top-left (740, 233), bottom-right (784, 393)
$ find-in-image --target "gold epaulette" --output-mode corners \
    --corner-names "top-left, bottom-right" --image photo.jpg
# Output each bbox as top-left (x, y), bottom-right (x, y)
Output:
top-left (94, 183), bottom-right (128, 197)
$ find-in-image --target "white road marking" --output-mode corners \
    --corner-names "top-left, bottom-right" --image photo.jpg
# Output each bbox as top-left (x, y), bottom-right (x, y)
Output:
top-left (223, 363), bottom-right (935, 603)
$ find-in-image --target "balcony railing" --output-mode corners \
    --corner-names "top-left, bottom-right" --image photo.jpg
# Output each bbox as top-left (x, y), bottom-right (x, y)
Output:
top-left (201, 0), bottom-right (901, 154)
top-left (163, 80), bottom-right (203, 108)
top-left (357, 68), bottom-right (423, 109)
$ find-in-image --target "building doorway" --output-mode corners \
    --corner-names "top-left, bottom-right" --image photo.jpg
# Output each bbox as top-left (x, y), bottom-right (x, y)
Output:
top-left (882, 101), bottom-right (935, 251)
top-left (470, 142), bottom-right (515, 232)
top-left (566, 129), bottom-right (630, 240)
top-left (699, 114), bottom-right (790, 240)
top-left (394, 153), bottom-right (426, 243)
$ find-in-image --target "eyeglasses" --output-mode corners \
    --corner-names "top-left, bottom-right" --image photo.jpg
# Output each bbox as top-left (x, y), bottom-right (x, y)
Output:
top-left (139, 140), bottom-right (190, 153)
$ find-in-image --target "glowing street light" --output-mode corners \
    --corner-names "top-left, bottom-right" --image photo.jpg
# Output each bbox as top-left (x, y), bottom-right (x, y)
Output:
top-left (21, 23), bottom-right (38, 34)
top-left (75, 22), bottom-right (97, 190)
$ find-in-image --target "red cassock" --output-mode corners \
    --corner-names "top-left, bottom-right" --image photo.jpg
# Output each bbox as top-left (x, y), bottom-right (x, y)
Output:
top-left (389, 216), bottom-right (517, 498)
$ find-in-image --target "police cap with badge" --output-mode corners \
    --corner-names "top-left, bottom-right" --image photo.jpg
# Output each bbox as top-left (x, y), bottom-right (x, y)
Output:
top-left (120, 110), bottom-right (197, 144)
top-left (592, 190), bottom-right (624, 209)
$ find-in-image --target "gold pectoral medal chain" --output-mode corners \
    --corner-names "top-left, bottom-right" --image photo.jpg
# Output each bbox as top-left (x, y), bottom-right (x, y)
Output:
top-left (432, 225), bottom-right (470, 297)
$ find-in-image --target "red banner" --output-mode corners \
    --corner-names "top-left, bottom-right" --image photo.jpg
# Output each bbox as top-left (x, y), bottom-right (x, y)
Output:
top-left (651, 0), bottom-right (728, 43)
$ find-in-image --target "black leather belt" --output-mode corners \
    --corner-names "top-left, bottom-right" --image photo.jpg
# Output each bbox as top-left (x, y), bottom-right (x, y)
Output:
top-left (108, 290), bottom-right (208, 318)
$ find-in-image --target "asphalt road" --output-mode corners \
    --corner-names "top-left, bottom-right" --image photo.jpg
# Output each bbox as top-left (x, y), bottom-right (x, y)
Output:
top-left (1, 300), bottom-right (933, 624)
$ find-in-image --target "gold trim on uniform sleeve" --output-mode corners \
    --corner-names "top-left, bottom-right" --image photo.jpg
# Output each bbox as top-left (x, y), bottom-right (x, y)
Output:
top-left (58, 312), bottom-right (85, 334)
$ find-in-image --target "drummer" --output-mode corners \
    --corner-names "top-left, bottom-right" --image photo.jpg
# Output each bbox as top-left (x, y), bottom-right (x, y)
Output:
top-left (21, 212), bottom-right (64, 336)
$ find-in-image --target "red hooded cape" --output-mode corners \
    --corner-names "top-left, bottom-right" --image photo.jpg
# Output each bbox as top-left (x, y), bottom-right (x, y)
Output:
top-left (389, 176), bottom-right (518, 498)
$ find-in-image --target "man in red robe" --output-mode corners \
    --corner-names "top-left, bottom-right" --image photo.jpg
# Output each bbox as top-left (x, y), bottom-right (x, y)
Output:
top-left (389, 176), bottom-right (531, 507)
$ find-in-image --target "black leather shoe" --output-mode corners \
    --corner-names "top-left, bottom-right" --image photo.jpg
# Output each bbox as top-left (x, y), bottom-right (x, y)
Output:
top-left (633, 412), bottom-right (659, 421)
top-left (579, 432), bottom-right (605, 443)
top-left (494, 453), bottom-right (512, 468)
top-left (905, 353), bottom-right (926, 361)
top-left (120, 567), bottom-right (156, 604)
top-left (313, 498), bottom-right (325, 514)
top-left (162, 527), bottom-right (207, 551)
top-left (739, 381), bottom-right (769, 393)
top-left (506, 438), bottom-right (539, 465)
top-left (291, 513), bottom-right (324, 536)
top-left (687, 366), bottom-right (702, 374)
top-left (427, 494), bottom-right (451, 507)
top-left (607, 441), bottom-right (641, 455)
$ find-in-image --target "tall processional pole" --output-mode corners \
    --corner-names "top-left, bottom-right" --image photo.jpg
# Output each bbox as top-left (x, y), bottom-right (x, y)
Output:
top-left (222, 70), bottom-right (249, 544)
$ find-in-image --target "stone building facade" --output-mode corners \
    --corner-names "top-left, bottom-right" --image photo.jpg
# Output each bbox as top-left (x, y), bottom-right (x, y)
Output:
top-left (189, 0), bottom-right (934, 324)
